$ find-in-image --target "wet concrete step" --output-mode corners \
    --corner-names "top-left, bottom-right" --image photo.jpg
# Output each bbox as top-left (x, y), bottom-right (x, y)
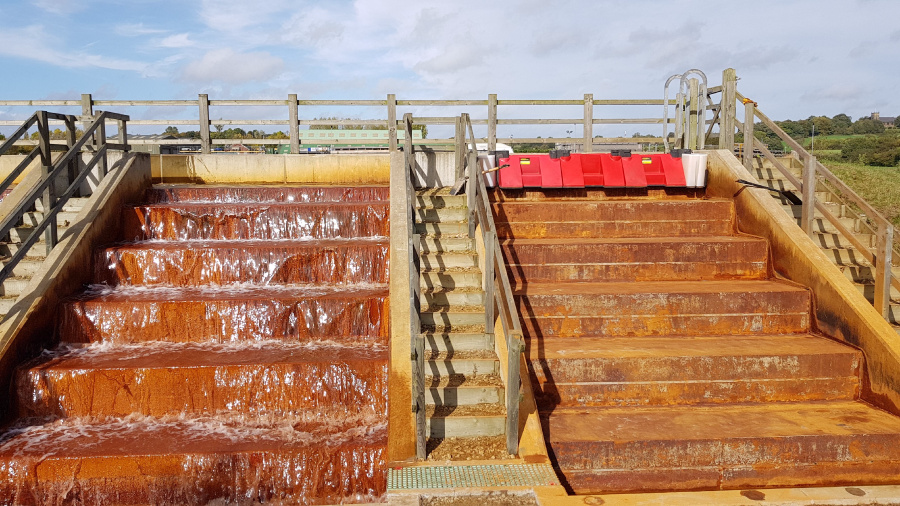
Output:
top-left (426, 404), bottom-right (506, 438)
top-left (99, 239), bottom-right (389, 286)
top-left (0, 414), bottom-right (387, 503)
top-left (18, 342), bottom-right (388, 418)
top-left (516, 280), bottom-right (810, 338)
top-left (425, 349), bottom-right (499, 376)
top-left (420, 267), bottom-right (482, 290)
top-left (123, 202), bottom-right (389, 241)
top-left (493, 200), bottom-right (735, 239)
top-left (529, 334), bottom-right (860, 409)
top-left (425, 374), bottom-right (504, 406)
top-left (502, 236), bottom-right (768, 284)
top-left (147, 185), bottom-right (390, 204)
top-left (421, 332), bottom-right (494, 353)
top-left (545, 400), bottom-right (900, 494)
top-left (59, 285), bottom-right (389, 345)
top-left (419, 236), bottom-right (475, 254)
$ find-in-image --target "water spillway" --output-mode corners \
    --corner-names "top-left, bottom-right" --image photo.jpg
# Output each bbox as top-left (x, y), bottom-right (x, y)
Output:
top-left (0, 185), bottom-right (391, 504)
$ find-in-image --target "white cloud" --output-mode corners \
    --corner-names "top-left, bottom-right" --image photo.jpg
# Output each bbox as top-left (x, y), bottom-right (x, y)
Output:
top-left (157, 33), bottom-right (195, 48)
top-left (114, 23), bottom-right (167, 37)
top-left (180, 49), bottom-right (284, 84)
top-left (0, 25), bottom-right (148, 72)
top-left (30, 0), bottom-right (84, 15)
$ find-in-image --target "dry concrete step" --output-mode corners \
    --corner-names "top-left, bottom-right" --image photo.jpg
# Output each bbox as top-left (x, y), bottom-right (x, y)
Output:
top-left (415, 193), bottom-right (467, 210)
top-left (528, 334), bottom-right (860, 409)
top-left (0, 296), bottom-right (16, 317)
top-left (516, 280), bottom-right (811, 338)
top-left (420, 267), bottom-right (482, 290)
top-left (419, 252), bottom-right (479, 270)
top-left (1, 276), bottom-right (31, 298)
top-left (811, 230), bottom-right (875, 249)
top-left (416, 206), bottom-right (468, 223)
top-left (0, 258), bottom-right (48, 279)
top-left (421, 332), bottom-right (494, 353)
top-left (782, 205), bottom-right (860, 231)
top-left (544, 400), bottom-right (900, 494)
top-left (421, 287), bottom-right (484, 307)
top-left (33, 198), bottom-right (89, 213)
top-left (755, 177), bottom-right (828, 194)
top-left (425, 374), bottom-right (504, 406)
top-left (419, 236), bottom-right (475, 254)
top-left (502, 236), bottom-right (768, 284)
top-left (424, 350), bottom-right (499, 377)
top-left (492, 200), bottom-right (735, 239)
top-left (21, 211), bottom-right (81, 228)
top-left (415, 221), bottom-right (469, 236)
top-left (854, 283), bottom-right (900, 304)
top-left (420, 308), bottom-right (488, 329)
top-left (426, 403), bottom-right (506, 438)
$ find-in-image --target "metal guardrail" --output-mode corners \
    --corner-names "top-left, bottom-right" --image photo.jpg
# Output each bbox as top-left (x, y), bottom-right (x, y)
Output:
top-left (1, 95), bottom-right (677, 154)
top-left (718, 81), bottom-right (897, 319)
top-left (0, 111), bottom-right (130, 283)
top-left (458, 113), bottom-right (525, 456)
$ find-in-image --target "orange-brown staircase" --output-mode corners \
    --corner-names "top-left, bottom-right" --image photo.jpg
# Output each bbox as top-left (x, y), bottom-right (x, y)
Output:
top-left (494, 188), bottom-right (900, 494)
top-left (0, 185), bottom-right (390, 504)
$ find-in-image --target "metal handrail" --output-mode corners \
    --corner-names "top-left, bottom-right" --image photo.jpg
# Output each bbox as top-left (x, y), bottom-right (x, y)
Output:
top-left (402, 114), bottom-right (426, 459)
top-left (729, 91), bottom-right (896, 318)
top-left (456, 113), bottom-right (524, 455)
top-left (0, 111), bottom-right (130, 285)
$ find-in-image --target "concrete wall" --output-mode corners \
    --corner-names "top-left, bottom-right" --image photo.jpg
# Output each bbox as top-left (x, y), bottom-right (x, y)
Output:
top-left (150, 153), bottom-right (391, 184)
top-left (705, 149), bottom-right (900, 416)
top-left (0, 153), bottom-right (152, 423)
top-left (411, 150), bottom-right (457, 187)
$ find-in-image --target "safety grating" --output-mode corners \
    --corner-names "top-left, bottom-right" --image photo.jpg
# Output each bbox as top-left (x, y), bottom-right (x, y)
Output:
top-left (388, 464), bottom-right (559, 490)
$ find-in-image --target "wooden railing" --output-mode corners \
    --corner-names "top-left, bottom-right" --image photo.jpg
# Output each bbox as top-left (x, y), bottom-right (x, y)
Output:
top-left (0, 111), bottom-right (130, 283)
top-left (1, 94), bottom-right (677, 153)
top-left (713, 71), bottom-right (897, 319)
top-left (457, 113), bottom-right (525, 456)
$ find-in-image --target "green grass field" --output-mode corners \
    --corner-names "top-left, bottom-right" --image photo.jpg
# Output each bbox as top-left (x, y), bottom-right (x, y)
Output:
top-left (824, 160), bottom-right (900, 227)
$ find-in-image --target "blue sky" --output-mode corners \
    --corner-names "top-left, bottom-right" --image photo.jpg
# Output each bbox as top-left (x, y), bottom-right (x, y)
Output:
top-left (1, 0), bottom-right (898, 137)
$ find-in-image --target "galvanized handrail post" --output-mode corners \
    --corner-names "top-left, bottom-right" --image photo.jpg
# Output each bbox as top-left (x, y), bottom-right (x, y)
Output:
top-left (719, 68), bottom-right (737, 151)
top-left (801, 155), bottom-right (817, 237)
top-left (687, 78), bottom-right (700, 150)
top-left (875, 222), bottom-right (895, 319)
top-left (743, 100), bottom-right (756, 170)
top-left (583, 93), bottom-right (593, 153)
top-left (199, 94), bottom-right (211, 154)
top-left (288, 94), bottom-right (300, 154)
top-left (36, 111), bottom-right (58, 252)
top-left (387, 94), bottom-right (398, 152)
top-left (96, 114), bottom-right (108, 178)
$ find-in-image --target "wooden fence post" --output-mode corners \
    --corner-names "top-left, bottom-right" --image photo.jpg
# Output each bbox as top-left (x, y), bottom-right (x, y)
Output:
top-left (875, 222), bottom-right (895, 319)
top-left (743, 100), bottom-right (756, 170)
top-left (719, 68), bottom-right (737, 151)
top-left (199, 94), bottom-right (211, 154)
top-left (387, 94), bottom-right (398, 152)
top-left (801, 155), bottom-right (816, 237)
top-left (488, 93), bottom-right (497, 152)
top-left (288, 94), bottom-right (300, 154)
top-left (583, 93), bottom-right (594, 153)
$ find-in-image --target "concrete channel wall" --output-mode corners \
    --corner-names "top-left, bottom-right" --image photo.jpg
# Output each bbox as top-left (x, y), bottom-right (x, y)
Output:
top-left (706, 149), bottom-right (900, 416)
top-left (0, 153), bottom-right (152, 423)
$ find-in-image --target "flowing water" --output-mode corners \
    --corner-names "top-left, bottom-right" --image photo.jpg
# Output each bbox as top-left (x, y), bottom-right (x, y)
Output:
top-left (0, 185), bottom-right (391, 505)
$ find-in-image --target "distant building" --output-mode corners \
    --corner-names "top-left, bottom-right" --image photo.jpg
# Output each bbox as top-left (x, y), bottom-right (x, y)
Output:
top-left (555, 142), bottom-right (644, 153)
top-left (111, 134), bottom-right (198, 154)
top-left (868, 112), bottom-right (897, 129)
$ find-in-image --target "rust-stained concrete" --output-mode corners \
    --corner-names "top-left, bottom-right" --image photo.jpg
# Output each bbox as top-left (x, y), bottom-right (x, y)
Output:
top-left (492, 180), bottom-right (900, 495)
top-left (150, 153), bottom-right (390, 184)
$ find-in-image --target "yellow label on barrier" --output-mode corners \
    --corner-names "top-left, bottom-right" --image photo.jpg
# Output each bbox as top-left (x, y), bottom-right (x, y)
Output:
top-left (521, 158), bottom-right (531, 165)
top-left (642, 157), bottom-right (652, 164)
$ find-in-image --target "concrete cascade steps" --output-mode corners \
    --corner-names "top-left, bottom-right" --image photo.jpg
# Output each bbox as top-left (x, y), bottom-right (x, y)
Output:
top-left (749, 160), bottom-right (900, 334)
top-left (0, 185), bottom-right (391, 504)
top-left (415, 189), bottom-right (507, 446)
top-left (492, 186), bottom-right (900, 494)
top-left (0, 197), bottom-right (91, 317)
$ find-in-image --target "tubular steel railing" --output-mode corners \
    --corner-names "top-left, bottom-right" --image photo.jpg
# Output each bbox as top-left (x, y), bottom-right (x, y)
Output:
top-left (402, 113), bottom-right (426, 460)
top-left (457, 113), bottom-right (525, 456)
top-left (716, 79), bottom-right (897, 320)
top-left (0, 95), bottom-right (676, 154)
top-left (0, 111), bottom-right (130, 284)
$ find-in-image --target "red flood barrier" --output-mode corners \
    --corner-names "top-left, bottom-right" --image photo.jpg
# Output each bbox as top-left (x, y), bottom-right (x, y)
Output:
top-left (498, 152), bottom-right (688, 189)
